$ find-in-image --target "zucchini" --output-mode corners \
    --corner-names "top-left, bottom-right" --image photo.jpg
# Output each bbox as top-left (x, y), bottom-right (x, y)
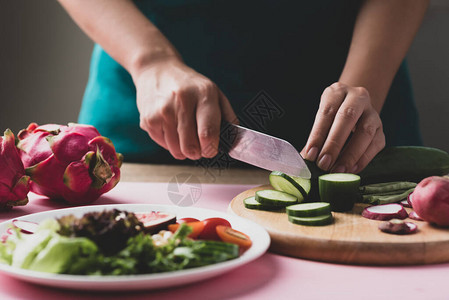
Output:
top-left (255, 190), bottom-right (298, 207)
top-left (305, 146), bottom-right (449, 199)
top-left (286, 202), bottom-right (331, 217)
top-left (359, 146), bottom-right (449, 184)
top-left (243, 196), bottom-right (283, 211)
top-left (269, 171), bottom-right (310, 202)
top-left (318, 173), bottom-right (361, 212)
top-left (288, 214), bottom-right (333, 226)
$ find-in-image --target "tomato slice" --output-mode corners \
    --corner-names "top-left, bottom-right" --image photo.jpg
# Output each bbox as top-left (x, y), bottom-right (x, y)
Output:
top-left (198, 218), bottom-right (232, 241)
top-left (177, 217), bottom-right (200, 224)
top-left (215, 225), bottom-right (252, 249)
top-left (168, 221), bottom-right (205, 239)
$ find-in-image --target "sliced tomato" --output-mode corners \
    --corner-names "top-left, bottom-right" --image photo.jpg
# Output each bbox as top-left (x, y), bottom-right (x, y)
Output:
top-left (177, 217), bottom-right (200, 224)
top-left (216, 225), bottom-right (252, 249)
top-left (168, 221), bottom-right (205, 239)
top-left (198, 217), bottom-right (232, 241)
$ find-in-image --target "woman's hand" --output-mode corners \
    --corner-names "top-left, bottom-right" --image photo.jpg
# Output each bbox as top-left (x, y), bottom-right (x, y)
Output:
top-left (301, 82), bottom-right (385, 174)
top-left (134, 58), bottom-right (237, 160)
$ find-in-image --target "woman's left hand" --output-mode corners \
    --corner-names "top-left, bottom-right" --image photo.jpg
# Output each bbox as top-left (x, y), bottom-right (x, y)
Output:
top-left (301, 82), bottom-right (385, 174)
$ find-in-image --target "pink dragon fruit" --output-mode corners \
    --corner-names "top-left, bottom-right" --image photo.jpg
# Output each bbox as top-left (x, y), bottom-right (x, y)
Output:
top-left (17, 123), bottom-right (123, 204)
top-left (0, 129), bottom-right (30, 210)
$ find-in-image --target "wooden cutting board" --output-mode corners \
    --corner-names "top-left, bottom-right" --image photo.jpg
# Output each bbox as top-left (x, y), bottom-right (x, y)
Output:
top-left (229, 185), bottom-right (449, 265)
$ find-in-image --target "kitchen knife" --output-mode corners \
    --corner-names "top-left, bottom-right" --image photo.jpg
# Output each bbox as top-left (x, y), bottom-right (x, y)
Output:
top-left (220, 122), bottom-right (311, 179)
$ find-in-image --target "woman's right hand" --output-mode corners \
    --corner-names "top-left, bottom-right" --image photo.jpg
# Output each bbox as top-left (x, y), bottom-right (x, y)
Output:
top-left (134, 58), bottom-right (237, 160)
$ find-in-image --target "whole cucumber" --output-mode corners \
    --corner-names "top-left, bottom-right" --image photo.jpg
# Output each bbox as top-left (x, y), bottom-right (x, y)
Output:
top-left (360, 146), bottom-right (449, 184)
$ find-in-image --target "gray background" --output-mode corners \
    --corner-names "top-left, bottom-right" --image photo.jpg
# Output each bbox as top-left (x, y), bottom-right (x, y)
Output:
top-left (1, 0), bottom-right (448, 152)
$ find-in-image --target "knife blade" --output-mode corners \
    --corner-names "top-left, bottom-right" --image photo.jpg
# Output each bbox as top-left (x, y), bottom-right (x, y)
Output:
top-left (219, 122), bottom-right (311, 179)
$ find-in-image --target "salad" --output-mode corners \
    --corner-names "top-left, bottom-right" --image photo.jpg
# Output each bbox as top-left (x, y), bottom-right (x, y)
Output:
top-left (0, 209), bottom-right (252, 276)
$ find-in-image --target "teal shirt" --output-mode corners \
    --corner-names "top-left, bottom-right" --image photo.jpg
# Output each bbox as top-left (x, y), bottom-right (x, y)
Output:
top-left (79, 0), bottom-right (422, 163)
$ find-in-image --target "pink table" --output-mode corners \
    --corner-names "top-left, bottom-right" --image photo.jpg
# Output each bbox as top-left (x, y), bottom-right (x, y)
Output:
top-left (0, 182), bottom-right (448, 300)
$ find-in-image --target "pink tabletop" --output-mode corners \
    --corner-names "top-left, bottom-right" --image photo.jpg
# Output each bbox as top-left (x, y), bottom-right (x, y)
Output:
top-left (0, 182), bottom-right (448, 300)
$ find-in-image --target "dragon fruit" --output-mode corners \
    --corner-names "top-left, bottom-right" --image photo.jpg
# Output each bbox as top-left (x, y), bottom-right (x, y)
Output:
top-left (17, 123), bottom-right (123, 204)
top-left (0, 129), bottom-right (30, 210)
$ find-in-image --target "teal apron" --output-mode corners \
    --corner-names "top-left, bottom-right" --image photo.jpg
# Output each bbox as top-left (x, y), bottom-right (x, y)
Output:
top-left (79, 0), bottom-right (422, 163)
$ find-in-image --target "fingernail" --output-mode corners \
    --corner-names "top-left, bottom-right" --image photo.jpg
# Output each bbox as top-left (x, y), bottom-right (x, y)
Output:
top-left (333, 165), bottom-right (346, 173)
top-left (350, 164), bottom-right (358, 174)
top-left (317, 154), bottom-right (332, 171)
top-left (306, 147), bottom-right (319, 161)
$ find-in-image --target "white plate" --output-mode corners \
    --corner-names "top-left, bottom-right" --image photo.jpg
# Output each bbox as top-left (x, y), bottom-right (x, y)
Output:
top-left (0, 204), bottom-right (270, 291)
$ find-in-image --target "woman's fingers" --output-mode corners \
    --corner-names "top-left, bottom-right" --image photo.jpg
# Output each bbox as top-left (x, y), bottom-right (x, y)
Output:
top-left (304, 82), bottom-right (385, 173)
top-left (176, 88), bottom-right (201, 160)
top-left (317, 86), bottom-right (369, 171)
top-left (196, 84), bottom-right (221, 158)
top-left (331, 111), bottom-right (384, 173)
top-left (219, 89), bottom-right (239, 124)
top-left (351, 127), bottom-right (386, 174)
top-left (303, 83), bottom-right (348, 162)
top-left (158, 96), bottom-right (186, 160)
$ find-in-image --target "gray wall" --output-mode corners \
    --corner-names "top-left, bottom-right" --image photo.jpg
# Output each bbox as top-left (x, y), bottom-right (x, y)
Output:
top-left (1, 1), bottom-right (448, 152)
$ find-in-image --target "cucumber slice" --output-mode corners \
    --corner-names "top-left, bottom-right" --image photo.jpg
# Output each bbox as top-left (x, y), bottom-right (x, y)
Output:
top-left (243, 196), bottom-right (283, 211)
top-left (319, 173), bottom-right (361, 212)
top-left (269, 171), bottom-right (311, 202)
top-left (288, 214), bottom-right (333, 226)
top-left (286, 202), bottom-right (331, 217)
top-left (255, 190), bottom-right (298, 206)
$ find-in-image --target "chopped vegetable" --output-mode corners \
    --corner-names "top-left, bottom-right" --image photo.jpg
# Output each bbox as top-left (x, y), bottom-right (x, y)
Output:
top-left (177, 217), bottom-right (200, 224)
top-left (407, 193), bottom-right (414, 207)
top-left (378, 219), bottom-right (418, 235)
top-left (361, 203), bottom-right (408, 221)
top-left (215, 225), bottom-right (252, 250)
top-left (269, 171), bottom-right (310, 202)
top-left (198, 218), bottom-right (232, 241)
top-left (412, 176), bottom-right (449, 227)
top-left (12, 219), bottom-right (38, 234)
top-left (243, 196), bottom-right (283, 211)
top-left (409, 211), bottom-right (424, 221)
top-left (318, 173), bottom-right (361, 212)
top-left (168, 221), bottom-right (205, 239)
top-left (286, 202), bottom-right (331, 218)
top-left (400, 199), bottom-right (412, 208)
top-left (255, 190), bottom-right (298, 207)
top-left (288, 214), bottom-right (333, 226)
top-left (134, 211), bottom-right (176, 234)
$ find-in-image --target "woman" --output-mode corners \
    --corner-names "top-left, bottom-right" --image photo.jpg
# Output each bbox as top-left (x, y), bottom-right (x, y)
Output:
top-left (58, 0), bottom-right (429, 173)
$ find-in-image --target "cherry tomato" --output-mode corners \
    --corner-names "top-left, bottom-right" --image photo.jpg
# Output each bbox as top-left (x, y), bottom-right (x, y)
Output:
top-left (198, 217), bottom-right (232, 241)
top-left (177, 217), bottom-right (200, 224)
top-left (216, 225), bottom-right (252, 249)
top-left (168, 221), bottom-right (205, 239)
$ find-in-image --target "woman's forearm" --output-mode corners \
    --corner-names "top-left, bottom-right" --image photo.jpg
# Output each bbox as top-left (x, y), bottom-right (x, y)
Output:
top-left (57, 0), bottom-right (180, 77)
top-left (339, 0), bottom-right (429, 112)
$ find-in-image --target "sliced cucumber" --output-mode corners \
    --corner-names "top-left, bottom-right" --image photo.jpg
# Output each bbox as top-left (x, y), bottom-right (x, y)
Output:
top-left (288, 214), bottom-right (333, 226)
top-left (286, 202), bottom-right (331, 217)
top-left (269, 171), bottom-right (311, 202)
top-left (243, 196), bottom-right (283, 211)
top-left (319, 173), bottom-right (361, 212)
top-left (255, 190), bottom-right (298, 207)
